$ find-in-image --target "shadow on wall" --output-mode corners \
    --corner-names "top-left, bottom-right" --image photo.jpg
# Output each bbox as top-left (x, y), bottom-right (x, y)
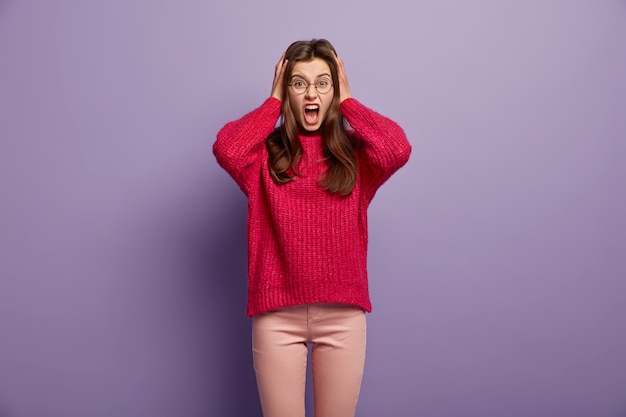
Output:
top-left (188, 181), bottom-right (262, 417)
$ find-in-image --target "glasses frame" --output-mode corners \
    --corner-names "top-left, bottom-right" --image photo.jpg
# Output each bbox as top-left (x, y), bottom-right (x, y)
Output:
top-left (287, 77), bottom-right (334, 95)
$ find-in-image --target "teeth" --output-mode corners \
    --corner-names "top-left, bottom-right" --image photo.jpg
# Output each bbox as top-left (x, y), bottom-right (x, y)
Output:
top-left (305, 105), bottom-right (319, 110)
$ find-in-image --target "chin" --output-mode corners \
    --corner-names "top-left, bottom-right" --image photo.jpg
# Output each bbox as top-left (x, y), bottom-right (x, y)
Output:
top-left (301, 124), bottom-right (321, 132)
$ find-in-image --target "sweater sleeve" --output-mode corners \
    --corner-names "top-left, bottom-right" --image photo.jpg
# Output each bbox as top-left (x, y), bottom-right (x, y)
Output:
top-left (213, 97), bottom-right (282, 195)
top-left (340, 98), bottom-right (412, 201)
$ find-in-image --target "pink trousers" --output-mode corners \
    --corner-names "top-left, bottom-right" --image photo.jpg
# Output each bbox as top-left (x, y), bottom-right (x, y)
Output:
top-left (252, 303), bottom-right (367, 417)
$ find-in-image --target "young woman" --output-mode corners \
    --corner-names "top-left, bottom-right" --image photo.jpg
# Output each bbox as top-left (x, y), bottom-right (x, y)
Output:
top-left (213, 39), bottom-right (411, 417)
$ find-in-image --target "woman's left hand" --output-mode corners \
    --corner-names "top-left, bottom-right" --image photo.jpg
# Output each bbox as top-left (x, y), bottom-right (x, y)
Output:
top-left (335, 54), bottom-right (352, 103)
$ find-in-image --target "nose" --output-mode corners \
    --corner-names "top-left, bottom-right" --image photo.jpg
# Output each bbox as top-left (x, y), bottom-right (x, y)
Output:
top-left (304, 83), bottom-right (318, 98)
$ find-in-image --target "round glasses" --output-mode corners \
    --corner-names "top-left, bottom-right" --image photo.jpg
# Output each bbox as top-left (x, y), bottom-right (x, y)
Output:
top-left (288, 77), bottom-right (333, 95)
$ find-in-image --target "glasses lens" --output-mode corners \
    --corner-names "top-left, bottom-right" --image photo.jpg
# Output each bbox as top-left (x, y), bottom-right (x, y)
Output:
top-left (290, 78), bottom-right (306, 94)
top-left (316, 78), bottom-right (332, 94)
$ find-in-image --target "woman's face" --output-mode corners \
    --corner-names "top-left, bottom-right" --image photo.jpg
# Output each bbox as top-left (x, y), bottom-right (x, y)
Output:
top-left (287, 58), bottom-right (334, 132)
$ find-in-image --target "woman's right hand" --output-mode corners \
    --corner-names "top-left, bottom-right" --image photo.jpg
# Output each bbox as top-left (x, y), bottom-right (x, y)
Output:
top-left (270, 52), bottom-right (287, 101)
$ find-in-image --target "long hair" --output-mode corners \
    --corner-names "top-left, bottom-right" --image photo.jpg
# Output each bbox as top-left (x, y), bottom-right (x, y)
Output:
top-left (266, 39), bottom-right (357, 196)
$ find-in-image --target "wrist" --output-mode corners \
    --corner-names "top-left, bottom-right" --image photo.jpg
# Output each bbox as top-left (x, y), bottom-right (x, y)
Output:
top-left (340, 96), bottom-right (354, 105)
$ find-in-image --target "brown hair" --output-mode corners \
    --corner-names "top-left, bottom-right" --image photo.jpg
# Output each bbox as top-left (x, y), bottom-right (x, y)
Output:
top-left (266, 39), bottom-right (357, 196)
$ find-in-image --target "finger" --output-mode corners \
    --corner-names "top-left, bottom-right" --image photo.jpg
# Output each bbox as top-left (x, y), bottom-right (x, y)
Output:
top-left (276, 59), bottom-right (288, 83)
top-left (335, 55), bottom-right (346, 77)
top-left (275, 52), bottom-right (286, 75)
top-left (276, 52), bottom-right (285, 66)
top-left (271, 54), bottom-right (288, 99)
top-left (334, 53), bottom-right (344, 68)
top-left (279, 55), bottom-right (287, 73)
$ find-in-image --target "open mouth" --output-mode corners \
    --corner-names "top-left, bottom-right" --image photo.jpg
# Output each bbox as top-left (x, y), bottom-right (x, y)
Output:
top-left (304, 104), bottom-right (320, 125)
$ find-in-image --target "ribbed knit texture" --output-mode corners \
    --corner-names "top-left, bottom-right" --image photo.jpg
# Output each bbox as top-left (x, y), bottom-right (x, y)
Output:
top-left (213, 97), bottom-right (411, 316)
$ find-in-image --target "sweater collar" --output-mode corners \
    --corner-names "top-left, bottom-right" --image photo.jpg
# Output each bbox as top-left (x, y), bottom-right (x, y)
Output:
top-left (298, 126), bottom-right (322, 138)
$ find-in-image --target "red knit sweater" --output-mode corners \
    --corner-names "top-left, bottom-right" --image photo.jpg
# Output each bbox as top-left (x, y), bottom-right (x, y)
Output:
top-left (213, 97), bottom-right (411, 316)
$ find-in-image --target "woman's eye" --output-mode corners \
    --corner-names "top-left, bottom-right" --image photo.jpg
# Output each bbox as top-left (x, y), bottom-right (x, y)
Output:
top-left (294, 81), bottom-right (305, 87)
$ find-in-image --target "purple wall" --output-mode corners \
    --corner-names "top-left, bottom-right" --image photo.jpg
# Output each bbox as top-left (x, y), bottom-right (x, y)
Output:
top-left (1, 1), bottom-right (624, 416)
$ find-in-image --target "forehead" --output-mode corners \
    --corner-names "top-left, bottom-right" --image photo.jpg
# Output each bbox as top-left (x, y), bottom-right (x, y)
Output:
top-left (291, 58), bottom-right (331, 79)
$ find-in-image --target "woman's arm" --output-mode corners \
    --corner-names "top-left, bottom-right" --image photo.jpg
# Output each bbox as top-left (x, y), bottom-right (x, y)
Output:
top-left (213, 98), bottom-right (281, 194)
top-left (341, 98), bottom-right (412, 200)
top-left (334, 54), bottom-right (411, 200)
top-left (213, 53), bottom-right (288, 194)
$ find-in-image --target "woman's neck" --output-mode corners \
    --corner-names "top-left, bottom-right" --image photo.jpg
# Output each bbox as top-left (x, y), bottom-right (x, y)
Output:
top-left (299, 130), bottom-right (321, 138)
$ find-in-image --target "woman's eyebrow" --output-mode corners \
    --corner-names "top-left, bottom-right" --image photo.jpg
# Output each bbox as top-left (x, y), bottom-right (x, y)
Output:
top-left (290, 73), bottom-right (332, 81)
